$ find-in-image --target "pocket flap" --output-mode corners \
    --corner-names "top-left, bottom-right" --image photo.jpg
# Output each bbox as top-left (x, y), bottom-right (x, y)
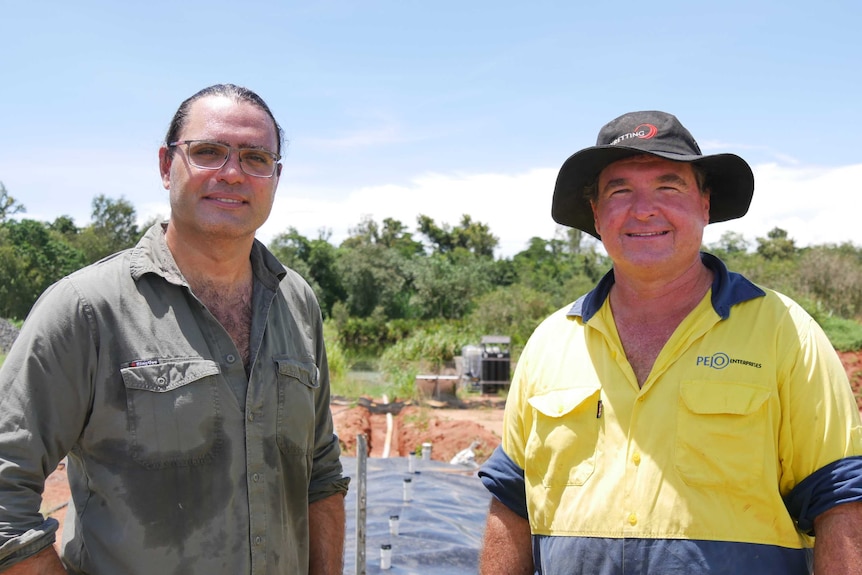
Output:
top-left (275, 358), bottom-right (320, 389)
top-left (528, 384), bottom-right (601, 418)
top-left (120, 359), bottom-right (220, 392)
top-left (680, 381), bottom-right (770, 415)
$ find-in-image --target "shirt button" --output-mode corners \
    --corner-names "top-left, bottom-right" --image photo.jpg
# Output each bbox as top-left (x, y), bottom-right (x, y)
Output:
top-left (226, 354), bottom-right (237, 364)
top-left (628, 513), bottom-right (638, 526)
top-left (252, 473), bottom-right (260, 482)
top-left (248, 412), bottom-right (255, 422)
top-left (632, 452), bottom-right (641, 465)
top-left (254, 536), bottom-right (262, 545)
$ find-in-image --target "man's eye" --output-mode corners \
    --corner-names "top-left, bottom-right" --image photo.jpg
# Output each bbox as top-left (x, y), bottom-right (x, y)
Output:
top-left (192, 145), bottom-right (223, 157)
top-left (243, 152), bottom-right (272, 166)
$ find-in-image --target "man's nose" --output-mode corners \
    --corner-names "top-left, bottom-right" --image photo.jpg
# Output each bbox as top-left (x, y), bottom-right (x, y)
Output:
top-left (217, 151), bottom-right (245, 182)
top-left (630, 189), bottom-right (658, 217)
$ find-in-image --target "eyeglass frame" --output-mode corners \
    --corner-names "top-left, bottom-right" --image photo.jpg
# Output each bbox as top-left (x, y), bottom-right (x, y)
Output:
top-left (168, 139), bottom-right (282, 178)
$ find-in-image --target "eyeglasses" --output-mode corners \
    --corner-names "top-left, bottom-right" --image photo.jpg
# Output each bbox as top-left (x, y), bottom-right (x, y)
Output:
top-left (169, 140), bottom-right (281, 178)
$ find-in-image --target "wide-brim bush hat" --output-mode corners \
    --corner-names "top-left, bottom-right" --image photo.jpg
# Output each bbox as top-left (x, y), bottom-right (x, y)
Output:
top-left (551, 110), bottom-right (755, 239)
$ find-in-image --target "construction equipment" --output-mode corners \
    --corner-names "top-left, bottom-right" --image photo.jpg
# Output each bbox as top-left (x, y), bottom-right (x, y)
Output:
top-left (460, 335), bottom-right (511, 395)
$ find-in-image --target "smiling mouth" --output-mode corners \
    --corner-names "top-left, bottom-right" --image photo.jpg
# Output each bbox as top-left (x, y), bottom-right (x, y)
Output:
top-left (207, 197), bottom-right (246, 205)
top-left (627, 231), bottom-right (668, 237)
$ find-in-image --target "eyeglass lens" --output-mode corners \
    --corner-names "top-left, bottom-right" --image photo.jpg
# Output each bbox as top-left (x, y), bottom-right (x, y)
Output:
top-left (186, 141), bottom-right (277, 177)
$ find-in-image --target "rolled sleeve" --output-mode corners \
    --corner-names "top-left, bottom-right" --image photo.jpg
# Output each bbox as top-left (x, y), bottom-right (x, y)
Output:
top-left (479, 446), bottom-right (528, 519)
top-left (0, 518), bottom-right (59, 570)
top-left (785, 456), bottom-right (862, 534)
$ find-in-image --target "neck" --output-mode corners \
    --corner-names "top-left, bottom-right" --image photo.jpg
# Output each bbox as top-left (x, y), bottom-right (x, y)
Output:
top-left (164, 222), bottom-right (255, 287)
top-left (610, 259), bottom-right (713, 322)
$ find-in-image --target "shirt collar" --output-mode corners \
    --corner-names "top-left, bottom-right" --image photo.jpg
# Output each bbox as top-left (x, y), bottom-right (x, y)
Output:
top-left (130, 222), bottom-right (287, 287)
top-left (567, 252), bottom-right (765, 322)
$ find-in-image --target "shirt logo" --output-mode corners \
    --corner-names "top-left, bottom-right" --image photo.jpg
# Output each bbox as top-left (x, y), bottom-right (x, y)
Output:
top-left (696, 352), bottom-right (762, 369)
top-left (127, 359), bottom-right (160, 368)
top-left (610, 123), bottom-right (658, 145)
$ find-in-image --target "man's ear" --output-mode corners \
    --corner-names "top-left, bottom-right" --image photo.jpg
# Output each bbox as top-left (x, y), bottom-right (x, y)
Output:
top-left (276, 162), bottom-right (283, 178)
top-left (591, 200), bottom-right (602, 236)
top-left (701, 188), bottom-right (711, 224)
top-left (158, 146), bottom-right (172, 190)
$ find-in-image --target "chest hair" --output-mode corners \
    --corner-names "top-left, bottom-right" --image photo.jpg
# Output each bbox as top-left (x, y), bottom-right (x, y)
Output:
top-left (191, 278), bottom-right (253, 371)
top-left (615, 319), bottom-right (680, 388)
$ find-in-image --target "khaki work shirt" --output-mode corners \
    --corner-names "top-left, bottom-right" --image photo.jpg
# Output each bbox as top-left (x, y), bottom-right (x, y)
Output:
top-left (0, 224), bottom-right (349, 574)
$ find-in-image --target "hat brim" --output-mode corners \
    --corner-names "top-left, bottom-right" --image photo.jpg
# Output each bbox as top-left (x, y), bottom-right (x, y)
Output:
top-left (551, 146), bottom-right (755, 239)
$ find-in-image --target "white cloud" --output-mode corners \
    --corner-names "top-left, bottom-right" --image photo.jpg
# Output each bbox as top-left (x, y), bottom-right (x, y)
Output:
top-left (703, 163), bottom-right (862, 250)
top-left (263, 162), bottom-right (862, 257)
top-left (259, 168), bottom-right (561, 257)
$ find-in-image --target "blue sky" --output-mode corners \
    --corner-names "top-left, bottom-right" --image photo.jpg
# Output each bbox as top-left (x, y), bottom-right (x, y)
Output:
top-left (2, 0), bottom-right (860, 256)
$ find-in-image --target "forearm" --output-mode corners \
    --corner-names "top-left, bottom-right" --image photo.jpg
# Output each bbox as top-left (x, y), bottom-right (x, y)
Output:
top-left (1, 546), bottom-right (66, 574)
top-left (480, 497), bottom-right (533, 575)
top-left (308, 493), bottom-right (346, 575)
top-left (813, 501), bottom-right (862, 574)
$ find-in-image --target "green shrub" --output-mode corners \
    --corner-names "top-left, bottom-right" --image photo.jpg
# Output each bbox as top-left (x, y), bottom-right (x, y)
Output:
top-left (378, 323), bottom-right (480, 399)
top-left (323, 319), bottom-right (348, 385)
top-left (467, 283), bottom-right (555, 348)
top-left (818, 316), bottom-right (862, 352)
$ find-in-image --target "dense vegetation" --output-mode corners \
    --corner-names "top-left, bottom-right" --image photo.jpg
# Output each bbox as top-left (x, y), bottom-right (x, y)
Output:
top-left (2, 182), bottom-right (861, 397)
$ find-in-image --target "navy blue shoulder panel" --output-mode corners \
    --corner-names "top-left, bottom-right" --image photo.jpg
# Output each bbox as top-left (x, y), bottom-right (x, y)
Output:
top-left (568, 268), bottom-right (615, 321)
top-left (784, 455), bottom-right (862, 534)
top-left (478, 445), bottom-right (528, 519)
top-left (702, 252), bottom-right (765, 319)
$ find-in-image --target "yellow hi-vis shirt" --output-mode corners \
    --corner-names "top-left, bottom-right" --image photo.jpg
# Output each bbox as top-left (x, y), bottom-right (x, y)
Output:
top-left (482, 254), bottom-right (862, 574)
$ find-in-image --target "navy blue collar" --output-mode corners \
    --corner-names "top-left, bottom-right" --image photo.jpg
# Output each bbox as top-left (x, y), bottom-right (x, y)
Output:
top-left (567, 253), bottom-right (765, 322)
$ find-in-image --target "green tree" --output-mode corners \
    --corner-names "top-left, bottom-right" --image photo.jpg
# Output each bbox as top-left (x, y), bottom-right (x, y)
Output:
top-left (510, 236), bottom-right (607, 306)
top-left (708, 230), bottom-right (750, 256)
top-left (73, 195), bottom-right (140, 261)
top-left (341, 215), bottom-right (424, 257)
top-left (417, 214), bottom-right (498, 257)
top-left (0, 219), bottom-right (86, 319)
top-left (378, 217), bottom-right (424, 257)
top-left (467, 284), bottom-right (554, 347)
top-left (269, 227), bottom-right (346, 318)
top-left (756, 227), bottom-right (797, 260)
top-left (410, 251), bottom-right (493, 319)
top-left (336, 243), bottom-right (412, 319)
top-left (0, 182), bottom-right (25, 223)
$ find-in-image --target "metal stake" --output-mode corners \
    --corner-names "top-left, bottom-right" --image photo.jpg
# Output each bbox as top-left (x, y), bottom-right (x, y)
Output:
top-left (354, 434), bottom-right (367, 575)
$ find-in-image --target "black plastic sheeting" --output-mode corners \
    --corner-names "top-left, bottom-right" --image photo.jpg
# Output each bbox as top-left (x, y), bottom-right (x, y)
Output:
top-left (341, 456), bottom-right (492, 574)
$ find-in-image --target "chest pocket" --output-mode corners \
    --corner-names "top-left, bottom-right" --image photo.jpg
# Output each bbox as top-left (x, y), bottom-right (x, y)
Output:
top-left (275, 357), bottom-right (319, 456)
top-left (675, 380), bottom-right (771, 488)
top-left (120, 359), bottom-right (222, 469)
top-left (526, 384), bottom-right (602, 487)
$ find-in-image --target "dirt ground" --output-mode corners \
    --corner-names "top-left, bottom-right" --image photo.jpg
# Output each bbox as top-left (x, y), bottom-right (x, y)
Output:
top-left (331, 394), bottom-right (506, 463)
top-left (38, 349), bottom-right (862, 550)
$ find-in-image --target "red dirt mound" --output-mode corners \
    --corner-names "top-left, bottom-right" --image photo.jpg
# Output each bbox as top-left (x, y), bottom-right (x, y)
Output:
top-left (332, 397), bottom-right (502, 464)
